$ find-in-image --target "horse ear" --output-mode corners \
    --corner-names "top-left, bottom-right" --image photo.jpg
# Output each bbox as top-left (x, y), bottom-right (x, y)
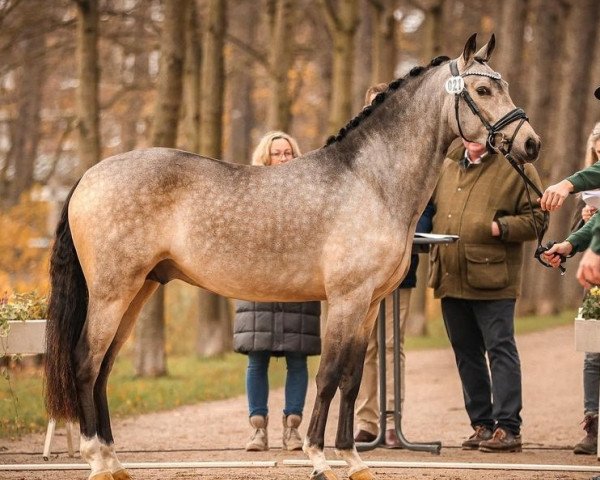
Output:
top-left (457, 33), bottom-right (478, 70)
top-left (474, 34), bottom-right (496, 63)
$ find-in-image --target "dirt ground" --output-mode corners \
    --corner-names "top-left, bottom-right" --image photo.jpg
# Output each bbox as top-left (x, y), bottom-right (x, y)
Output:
top-left (2, 325), bottom-right (600, 480)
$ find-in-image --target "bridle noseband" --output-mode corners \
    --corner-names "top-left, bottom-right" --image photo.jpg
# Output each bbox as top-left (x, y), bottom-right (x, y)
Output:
top-left (448, 60), bottom-right (567, 274)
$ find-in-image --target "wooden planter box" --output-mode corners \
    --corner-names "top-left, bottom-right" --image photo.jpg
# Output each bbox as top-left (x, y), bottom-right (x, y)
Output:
top-left (0, 319), bottom-right (46, 355)
top-left (574, 316), bottom-right (600, 353)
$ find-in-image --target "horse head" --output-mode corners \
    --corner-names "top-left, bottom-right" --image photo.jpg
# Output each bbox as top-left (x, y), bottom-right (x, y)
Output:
top-left (446, 33), bottom-right (541, 164)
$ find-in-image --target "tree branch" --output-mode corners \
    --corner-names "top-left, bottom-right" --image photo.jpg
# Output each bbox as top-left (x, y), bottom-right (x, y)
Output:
top-left (0, 0), bottom-right (23, 28)
top-left (317, 0), bottom-right (341, 33)
top-left (225, 33), bottom-right (272, 74)
top-left (41, 117), bottom-right (77, 184)
top-left (368, 0), bottom-right (385, 11)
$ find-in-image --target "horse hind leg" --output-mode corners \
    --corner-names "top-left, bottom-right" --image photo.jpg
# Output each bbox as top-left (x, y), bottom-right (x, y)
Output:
top-left (92, 281), bottom-right (159, 480)
top-left (334, 303), bottom-right (380, 480)
top-left (77, 282), bottom-right (155, 480)
top-left (304, 293), bottom-right (374, 480)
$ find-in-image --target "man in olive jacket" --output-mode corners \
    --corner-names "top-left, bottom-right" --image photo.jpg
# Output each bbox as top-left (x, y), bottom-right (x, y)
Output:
top-left (429, 139), bottom-right (545, 453)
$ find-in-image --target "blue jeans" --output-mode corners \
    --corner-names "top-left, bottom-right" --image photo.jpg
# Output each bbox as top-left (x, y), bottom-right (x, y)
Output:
top-left (246, 351), bottom-right (308, 418)
top-left (584, 352), bottom-right (600, 415)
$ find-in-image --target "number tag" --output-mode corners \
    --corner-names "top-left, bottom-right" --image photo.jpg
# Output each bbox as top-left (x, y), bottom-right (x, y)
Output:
top-left (445, 76), bottom-right (464, 94)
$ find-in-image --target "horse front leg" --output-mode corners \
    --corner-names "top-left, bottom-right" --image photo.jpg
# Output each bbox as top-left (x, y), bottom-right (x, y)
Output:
top-left (334, 303), bottom-right (380, 480)
top-left (304, 294), bottom-right (374, 480)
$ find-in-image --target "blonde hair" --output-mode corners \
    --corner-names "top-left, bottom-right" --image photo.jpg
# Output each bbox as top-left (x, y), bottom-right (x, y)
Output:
top-left (584, 122), bottom-right (600, 167)
top-left (364, 83), bottom-right (388, 107)
top-left (251, 131), bottom-right (302, 166)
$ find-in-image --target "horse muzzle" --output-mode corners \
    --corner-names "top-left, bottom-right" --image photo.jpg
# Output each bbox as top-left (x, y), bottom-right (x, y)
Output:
top-left (524, 136), bottom-right (541, 162)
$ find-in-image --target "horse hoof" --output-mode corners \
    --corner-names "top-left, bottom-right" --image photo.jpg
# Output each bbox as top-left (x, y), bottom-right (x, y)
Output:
top-left (349, 467), bottom-right (375, 480)
top-left (310, 469), bottom-right (339, 480)
top-left (112, 469), bottom-right (133, 480)
top-left (89, 472), bottom-right (114, 480)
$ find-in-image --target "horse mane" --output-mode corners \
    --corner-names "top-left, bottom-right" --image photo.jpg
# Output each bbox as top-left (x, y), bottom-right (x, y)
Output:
top-left (323, 55), bottom-right (451, 148)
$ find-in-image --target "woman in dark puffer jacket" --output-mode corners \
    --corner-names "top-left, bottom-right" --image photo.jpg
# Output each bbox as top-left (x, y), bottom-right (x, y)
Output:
top-left (233, 131), bottom-right (321, 452)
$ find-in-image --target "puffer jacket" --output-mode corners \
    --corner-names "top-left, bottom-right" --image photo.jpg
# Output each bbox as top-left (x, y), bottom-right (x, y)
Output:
top-left (233, 301), bottom-right (321, 356)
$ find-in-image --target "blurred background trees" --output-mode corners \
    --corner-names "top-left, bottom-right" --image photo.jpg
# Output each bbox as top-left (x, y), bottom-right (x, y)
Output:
top-left (0, 0), bottom-right (598, 369)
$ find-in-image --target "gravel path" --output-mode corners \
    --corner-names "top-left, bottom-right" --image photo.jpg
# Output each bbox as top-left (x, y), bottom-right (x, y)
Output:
top-left (2, 325), bottom-right (600, 479)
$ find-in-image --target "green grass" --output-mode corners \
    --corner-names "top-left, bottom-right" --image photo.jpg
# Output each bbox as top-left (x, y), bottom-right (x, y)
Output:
top-left (0, 309), bottom-right (576, 439)
top-left (405, 308), bottom-right (577, 350)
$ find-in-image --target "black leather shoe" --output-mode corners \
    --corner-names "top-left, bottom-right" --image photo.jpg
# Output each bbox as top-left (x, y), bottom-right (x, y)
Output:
top-left (354, 429), bottom-right (377, 443)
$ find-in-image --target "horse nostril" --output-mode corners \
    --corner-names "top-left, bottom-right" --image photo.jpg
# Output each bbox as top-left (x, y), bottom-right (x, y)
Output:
top-left (525, 137), bottom-right (540, 159)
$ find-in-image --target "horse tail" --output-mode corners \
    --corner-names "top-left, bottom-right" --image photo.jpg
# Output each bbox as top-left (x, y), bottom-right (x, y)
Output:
top-left (44, 179), bottom-right (88, 421)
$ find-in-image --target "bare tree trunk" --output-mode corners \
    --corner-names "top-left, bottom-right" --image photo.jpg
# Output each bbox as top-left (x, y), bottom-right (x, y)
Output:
top-left (121, 2), bottom-right (150, 152)
top-left (406, 259), bottom-right (428, 336)
top-left (421, 0), bottom-right (443, 63)
top-left (494, 0), bottom-right (529, 106)
top-left (151, 0), bottom-right (187, 147)
top-left (200, 0), bottom-right (226, 157)
top-left (134, 287), bottom-right (167, 376)
top-left (518, 0), bottom-right (563, 314)
top-left (585, 21), bottom-right (600, 132)
top-left (225, 0), bottom-right (256, 163)
top-left (183, 0), bottom-right (201, 153)
top-left (319, 0), bottom-right (359, 134)
top-left (7, 27), bottom-right (45, 205)
top-left (370, 0), bottom-right (397, 84)
top-left (352, 0), bottom-right (372, 113)
top-left (135, 0), bottom-right (188, 377)
top-left (267, 0), bottom-right (293, 131)
top-left (75, 0), bottom-right (101, 172)
top-left (197, 0), bottom-right (232, 358)
top-left (534, 0), bottom-right (599, 315)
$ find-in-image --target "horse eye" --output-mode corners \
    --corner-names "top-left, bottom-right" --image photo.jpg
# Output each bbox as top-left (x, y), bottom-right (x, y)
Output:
top-left (476, 86), bottom-right (491, 96)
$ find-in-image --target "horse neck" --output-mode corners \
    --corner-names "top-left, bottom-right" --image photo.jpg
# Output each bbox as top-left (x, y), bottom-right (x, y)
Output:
top-left (338, 67), bottom-right (455, 219)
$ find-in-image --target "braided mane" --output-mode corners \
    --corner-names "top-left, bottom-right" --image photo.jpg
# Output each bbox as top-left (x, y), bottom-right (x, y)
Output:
top-left (323, 56), bottom-right (451, 148)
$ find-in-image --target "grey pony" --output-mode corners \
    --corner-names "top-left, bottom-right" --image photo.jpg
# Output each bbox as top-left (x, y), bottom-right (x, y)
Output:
top-left (44, 34), bottom-right (540, 480)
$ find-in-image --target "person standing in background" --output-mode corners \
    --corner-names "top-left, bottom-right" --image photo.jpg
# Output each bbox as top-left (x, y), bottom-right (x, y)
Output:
top-left (354, 83), bottom-right (435, 448)
top-left (540, 122), bottom-right (600, 454)
top-left (233, 131), bottom-right (322, 452)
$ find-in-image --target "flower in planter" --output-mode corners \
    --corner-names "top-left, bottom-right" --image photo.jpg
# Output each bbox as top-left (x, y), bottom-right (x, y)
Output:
top-left (581, 286), bottom-right (600, 320)
top-left (0, 291), bottom-right (48, 337)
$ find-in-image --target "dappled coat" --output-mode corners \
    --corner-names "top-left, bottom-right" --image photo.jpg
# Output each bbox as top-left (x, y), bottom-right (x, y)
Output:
top-left (233, 301), bottom-right (321, 356)
top-left (428, 146), bottom-right (545, 300)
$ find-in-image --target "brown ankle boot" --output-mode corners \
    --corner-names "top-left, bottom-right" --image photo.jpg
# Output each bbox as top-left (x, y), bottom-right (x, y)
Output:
top-left (478, 427), bottom-right (522, 453)
top-left (246, 415), bottom-right (268, 451)
top-left (282, 414), bottom-right (303, 451)
top-left (574, 414), bottom-right (598, 455)
top-left (461, 425), bottom-right (493, 450)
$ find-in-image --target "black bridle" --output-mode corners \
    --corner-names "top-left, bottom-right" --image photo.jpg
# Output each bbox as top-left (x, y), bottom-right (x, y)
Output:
top-left (449, 60), bottom-right (529, 157)
top-left (448, 60), bottom-right (566, 274)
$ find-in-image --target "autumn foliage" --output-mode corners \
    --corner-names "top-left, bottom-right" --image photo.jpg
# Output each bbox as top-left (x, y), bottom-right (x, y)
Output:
top-left (0, 189), bottom-right (51, 295)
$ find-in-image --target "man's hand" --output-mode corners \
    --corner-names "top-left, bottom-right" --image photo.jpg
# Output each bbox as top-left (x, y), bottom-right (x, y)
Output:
top-left (577, 249), bottom-right (600, 288)
top-left (541, 241), bottom-right (573, 268)
top-left (539, 179), bottom-right (574, 211)
top-left (491, 221), bottom-right (501, 237)
top-left (582, 205), bottom-right (598, 223)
